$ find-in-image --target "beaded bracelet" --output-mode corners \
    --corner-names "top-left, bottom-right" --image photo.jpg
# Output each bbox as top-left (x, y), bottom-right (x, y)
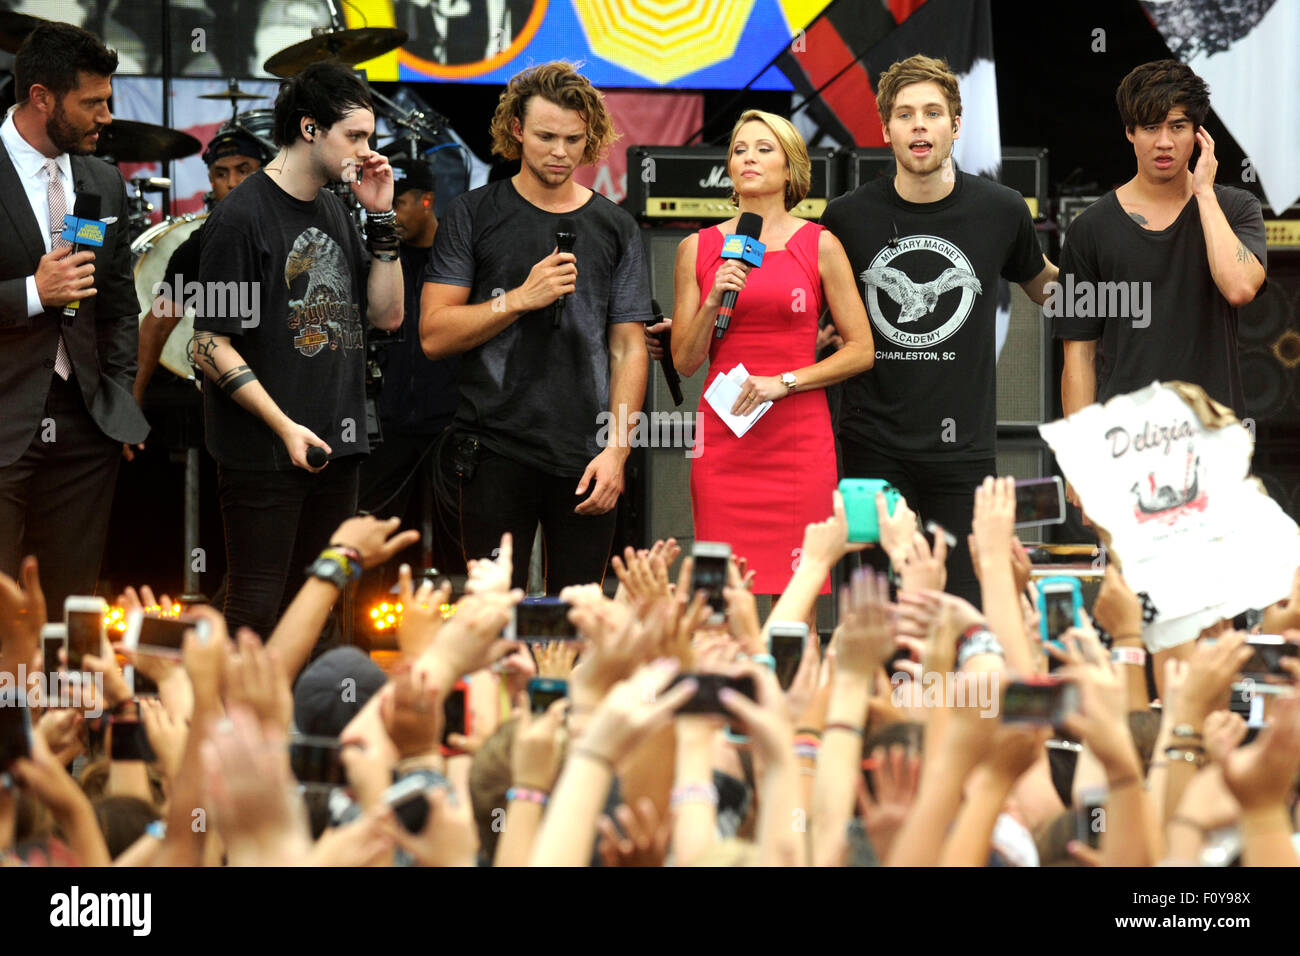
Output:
top-left (670, 783), bottom-right (719, 808)
top-left (506, 786), bottom-right (549, 806)
top-left (794, 744), bottom-right (820, 761)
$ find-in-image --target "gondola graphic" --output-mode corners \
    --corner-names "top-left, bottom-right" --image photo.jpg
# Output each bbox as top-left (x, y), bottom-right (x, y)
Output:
top-left (1129, 447), bottom-right (1207, 524)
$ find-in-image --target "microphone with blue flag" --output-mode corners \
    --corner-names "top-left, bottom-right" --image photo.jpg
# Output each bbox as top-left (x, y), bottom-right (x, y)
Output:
top-left (714, 212), bottom-right (764, 339)
top-left (61, 192), bottom-right (103, 319)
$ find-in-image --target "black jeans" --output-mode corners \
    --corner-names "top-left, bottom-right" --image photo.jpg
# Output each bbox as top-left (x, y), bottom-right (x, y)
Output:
top-left (457, 443), bottom-right (617, 593)
top-left (0, 374), bottom-right (121, 619)
top-left (359, 428), bottom-right (463, 576)
top-left (217, 456), bottom-right (360, 641)
top-left (840, 442), bottom-right (996, 607)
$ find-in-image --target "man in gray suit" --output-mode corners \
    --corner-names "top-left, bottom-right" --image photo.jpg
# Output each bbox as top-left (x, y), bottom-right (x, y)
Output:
top-left (0, 22), bottom-right (148, 617)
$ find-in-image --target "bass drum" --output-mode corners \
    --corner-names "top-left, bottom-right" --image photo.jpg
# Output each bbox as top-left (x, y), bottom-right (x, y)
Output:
top-left (132, 213), bottom-right (207, 383)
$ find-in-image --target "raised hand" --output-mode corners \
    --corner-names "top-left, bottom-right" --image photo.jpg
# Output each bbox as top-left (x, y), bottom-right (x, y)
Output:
top-left (381, 667), bottom-right (442, 759)
top-left (575, 658), bottom-right (697, 766)
top-left (0, 556), bottom-right (46, 671)
top-left (1222, 695), bottom-right (1300, 812)
top-left (395, 563), bottom-right (451, 660)
top-left (858, 744), bottom-right (921, 861)
top-left (465, 533), bottom-right (514, 596)
top-left (511, 694), bottom-right (568, 792)
top-left (330, 515), bottom-right (421, 569)
top-left (800, 490), bottom-right (868, 570)
top-left (200, 705), bottom-right (309, 865)
top-left (139, 697), bottom-right (186, 782)
top-left (893, 529), bottom-right (947, 594)
top-left (597, 797), bottom-right (672, 867)
top-left (223, 628), bottom-right (293, 735)
top-left (832, 569), bottom-right (896, 682)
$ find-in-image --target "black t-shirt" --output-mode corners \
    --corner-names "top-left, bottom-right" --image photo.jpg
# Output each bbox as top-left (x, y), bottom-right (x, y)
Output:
top-left (425, 179), bottom-right (652, 474)
top-left (372, 242), bottom-right (459, 436)
top-left (163, 224), bottom-right (201, 286)
top-left (195, 171), bottom-right (369, 470)
top-left (1052, 186), bottom-right (1267, 415)
top-left (822, 171), bottom-right (1044, 460)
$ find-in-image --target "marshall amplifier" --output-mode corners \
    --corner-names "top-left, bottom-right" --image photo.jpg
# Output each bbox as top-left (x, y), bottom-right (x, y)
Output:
top-left (837, 145), bottom-right (1049, 217)
top-left (625, 145), bottom-right (838, 222)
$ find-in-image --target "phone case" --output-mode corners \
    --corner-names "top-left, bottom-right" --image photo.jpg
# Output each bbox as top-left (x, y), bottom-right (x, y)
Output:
top-left (839, 479), bottom-right (900, 543)
top-left (1036, 577), bottom-right (1083, 644)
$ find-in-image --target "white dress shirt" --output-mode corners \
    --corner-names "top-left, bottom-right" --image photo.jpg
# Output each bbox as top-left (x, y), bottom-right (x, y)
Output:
top-left (1, 105), bottom-right (76, 318)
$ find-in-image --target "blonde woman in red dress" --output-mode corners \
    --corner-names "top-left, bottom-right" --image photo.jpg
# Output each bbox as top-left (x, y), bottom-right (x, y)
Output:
top-left (672, 109), bottom-right (875, 598)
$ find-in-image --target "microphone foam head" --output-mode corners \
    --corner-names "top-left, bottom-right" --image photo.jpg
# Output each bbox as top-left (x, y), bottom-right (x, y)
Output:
top-left (736, 211), bottom-right (763, 238)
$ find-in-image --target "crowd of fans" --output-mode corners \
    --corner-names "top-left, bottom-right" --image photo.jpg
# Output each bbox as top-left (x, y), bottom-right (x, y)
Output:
top-left (2, 476), bottom-right (1299, 868)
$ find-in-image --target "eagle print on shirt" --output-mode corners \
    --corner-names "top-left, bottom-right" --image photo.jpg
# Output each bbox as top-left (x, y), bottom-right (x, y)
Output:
top-left (285, 227), bottom-right (363, 357)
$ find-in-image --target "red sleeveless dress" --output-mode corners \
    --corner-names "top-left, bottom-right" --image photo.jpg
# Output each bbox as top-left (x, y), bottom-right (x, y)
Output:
top-left (690, 221), bottom-right (837, 594)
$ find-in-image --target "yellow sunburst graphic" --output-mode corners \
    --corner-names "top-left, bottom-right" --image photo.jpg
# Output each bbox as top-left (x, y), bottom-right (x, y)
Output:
top-left (573, 0), bottom-right (758, 84)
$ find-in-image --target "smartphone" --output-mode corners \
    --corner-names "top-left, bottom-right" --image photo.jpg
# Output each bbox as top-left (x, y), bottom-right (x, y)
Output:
top-left (924, 520), bottom-right (957, 551)
top-left (510, 597), bottom-right (576, 643)
top-left (41, 624), bottom-right (66, 685)
top-left (1240, 635), bottom-right (1299, 682)
top-left (64, 596), bottom-right (107, 672)
top-left (123, 610), bottom-right (206, 658)
top-left (288, 735), bottom-right (347, 787)
top-left (441, 682), bottom-right (470, 755)
top-left (109, 700), bottom-right (155, 762)
top-left (839, 478), bottom-right (900, 544)
top-left (669, 672), bottom-right (757, 715)
top-left (1002, 676), bottom-right (1078, 726)
top-left (0, 689), bottom-right (33, 769)
top-left (1037, 577), bottom-right (1083, 645)
top-left (527, 677), bottom-right (568, 715)
top-left (768, 622), bottom-right (808, 691)
top-left (382, 775), bottom-right (431, 834)
top-left (691, 541), bottom-right (731, 623)
top-left (1015, 476), bottom-right (1066, 528)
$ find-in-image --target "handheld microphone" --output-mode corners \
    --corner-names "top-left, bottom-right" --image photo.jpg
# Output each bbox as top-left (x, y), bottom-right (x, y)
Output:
top-left (647, 298), bottom-right (683, 407)
top-left (306, 447), bottom-right (329, 468)
top-left (62, 192), bottom-right (103, 320)
top-left (714, 212), bottom-right (764, 339)
top-left (554, 218), bottom-right (576, 328)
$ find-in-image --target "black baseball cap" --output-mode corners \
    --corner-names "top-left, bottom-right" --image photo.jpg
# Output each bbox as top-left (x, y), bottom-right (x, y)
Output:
top-left (392, 160), bottom-right (435, 197)
top-left (202, 128), bottom-right (271, 167)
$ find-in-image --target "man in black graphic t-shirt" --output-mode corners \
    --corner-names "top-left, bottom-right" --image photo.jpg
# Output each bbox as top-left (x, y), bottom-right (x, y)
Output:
top-left (423, 63), bottom-right (650, 592)
top-left (821, 55), bottom-right (1056, 604)
top-left (192, 64), bottom-right (403, 642)
top-left (1055, 60), bottom-right (1266, 422)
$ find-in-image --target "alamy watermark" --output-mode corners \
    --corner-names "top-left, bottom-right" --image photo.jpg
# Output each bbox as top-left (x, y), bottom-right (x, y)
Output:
top-left (596, 404), bottom-right (702, 459)
top-left (151, 275), bottom-right (260, 329)
top-left (890, 669), bottom-right (1001, 718)
top-left (1042, 276), bottom-right (1152, 329)
top-left (1, 667), bottom-right (104, 717)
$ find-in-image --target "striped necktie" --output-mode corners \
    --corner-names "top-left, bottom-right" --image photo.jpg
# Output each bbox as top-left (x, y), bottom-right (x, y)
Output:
top-left (43, 159), bottom-right (73, 381)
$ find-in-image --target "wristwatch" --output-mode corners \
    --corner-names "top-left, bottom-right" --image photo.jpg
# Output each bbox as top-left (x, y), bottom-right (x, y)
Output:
top-left (780, 371), bottom-right (797, 391)
top-left (306, 553), bottom-right (352, 590)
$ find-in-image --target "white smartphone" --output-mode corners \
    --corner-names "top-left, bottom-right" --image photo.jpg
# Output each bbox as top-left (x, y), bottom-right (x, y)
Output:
top-left (63, 596), bottom-right (107, 673)
top-left (1014, 476), bottom-right (1066, 528)
top-left (768, 621), bottom-right (809, 691)
top-left (691, 541), bottom-right (731, 625)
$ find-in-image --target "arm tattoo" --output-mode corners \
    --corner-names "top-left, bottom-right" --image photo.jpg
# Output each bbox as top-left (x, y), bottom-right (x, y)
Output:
top-left (193, 333), bottom-right (220, 373)
top-left (1127, 211), bottom-right (1148, 225)
top-left (215, 364), bottom-right (257, 397)
top-left (1235, 241), bottom-right (1254, 264)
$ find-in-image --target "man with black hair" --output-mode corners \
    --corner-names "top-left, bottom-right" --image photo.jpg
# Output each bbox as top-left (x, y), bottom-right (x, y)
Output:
top-left (1055, 59), bottom-right (1267, 419)
top-left (191, 62), bottom-right (403, 642)
top-left (359, 159), bottom-right (462, 574)
top-left (132, 126), bottom-right (270, 406)
top-left (0, 22), bottom-right (149, 617)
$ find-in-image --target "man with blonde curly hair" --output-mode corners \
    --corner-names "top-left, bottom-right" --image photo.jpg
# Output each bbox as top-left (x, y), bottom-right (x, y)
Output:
top-left (421, 62), bottom-right (651, 591)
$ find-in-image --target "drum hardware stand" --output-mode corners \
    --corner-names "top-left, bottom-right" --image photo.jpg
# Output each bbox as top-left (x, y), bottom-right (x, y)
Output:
top-left (180, 446), bottom-right (206, 605)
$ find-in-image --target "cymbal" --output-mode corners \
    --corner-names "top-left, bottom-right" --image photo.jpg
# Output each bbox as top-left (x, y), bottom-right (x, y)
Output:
top-left (263, 27), bottom-right (408, 78)
top-left (0, 10), bottom-right (47, 54)
top-left (199, 89), bottom-right (262, 102)
top-left (96, 120), bottom-right (201, 162)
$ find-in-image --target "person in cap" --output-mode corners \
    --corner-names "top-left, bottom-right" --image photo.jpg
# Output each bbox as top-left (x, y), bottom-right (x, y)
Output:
top-left (358, 159), bottom-right (463, 578)
top-left (131, 127), bottom-right (270, 407)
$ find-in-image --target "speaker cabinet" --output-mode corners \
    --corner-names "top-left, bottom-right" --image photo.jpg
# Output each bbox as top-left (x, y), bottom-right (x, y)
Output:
top-left (997, 281), bottom-right (1050, 426)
